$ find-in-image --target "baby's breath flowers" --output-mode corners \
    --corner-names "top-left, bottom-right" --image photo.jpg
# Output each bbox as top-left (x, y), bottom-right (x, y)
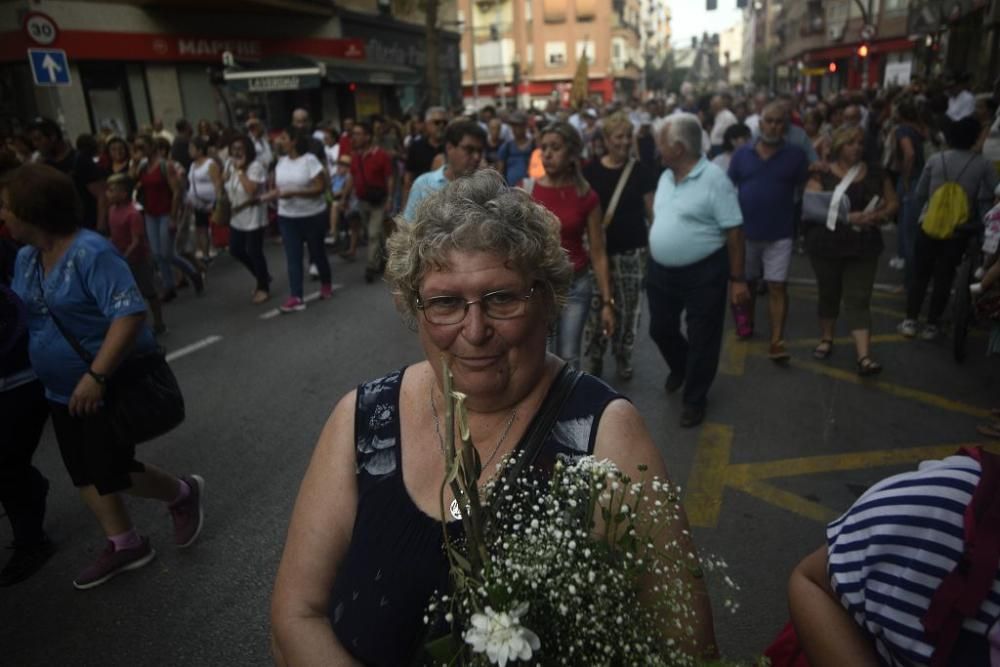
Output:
top-left (423, 358), bottom-right (741, 666)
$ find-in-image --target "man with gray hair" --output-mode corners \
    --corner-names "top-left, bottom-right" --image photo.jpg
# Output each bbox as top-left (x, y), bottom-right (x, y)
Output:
top-left (647, 113), bottom-right (749, 428)
top-left (403, 106), bottom-right (448, 207)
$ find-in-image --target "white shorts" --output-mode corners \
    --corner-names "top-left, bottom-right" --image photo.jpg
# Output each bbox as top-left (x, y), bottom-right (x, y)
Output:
top-left (745, 238), bottom-right (794, 283)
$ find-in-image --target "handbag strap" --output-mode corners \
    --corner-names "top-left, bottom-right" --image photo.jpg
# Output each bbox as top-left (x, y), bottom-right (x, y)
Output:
top-left (602, 159), bottom-right (635, 228)
top-left (489, 363), bottom-right (581, 516)
top-left (827, 163), bottom-right (861, 231)
top-left (34, 261), bottom-right (94, 364)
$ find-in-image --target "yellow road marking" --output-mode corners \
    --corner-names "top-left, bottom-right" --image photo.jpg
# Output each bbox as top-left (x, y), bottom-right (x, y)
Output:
top-left (732, 479), bottom-right (840, 524)
top-left (790, 358), bottom-right (992, 419)
top-left (683, 423), bottom-right (733, 527)
top-left (684, 435), bottom-right (1000, 528)
top-left (788, 286), bottom-right (907, 317)
top-left (745, 334), bottom-right (907, 355)
top-left (719, 331), bottom-right (747, 376)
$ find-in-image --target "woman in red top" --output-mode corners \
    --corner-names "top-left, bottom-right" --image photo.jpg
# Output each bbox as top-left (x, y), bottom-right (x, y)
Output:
top-left (526, 121), bottom-right (615, 368)
top-left (131, 135), bottom-right (202, 302)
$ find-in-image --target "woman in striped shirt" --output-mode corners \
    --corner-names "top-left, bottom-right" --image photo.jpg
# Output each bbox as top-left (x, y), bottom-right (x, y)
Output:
top-left (788, 453), bottom-right (1000, 666)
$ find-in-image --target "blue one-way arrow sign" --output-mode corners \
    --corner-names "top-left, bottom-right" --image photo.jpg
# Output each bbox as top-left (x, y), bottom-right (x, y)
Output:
top-left (28, 49), bottom-right (71, 86)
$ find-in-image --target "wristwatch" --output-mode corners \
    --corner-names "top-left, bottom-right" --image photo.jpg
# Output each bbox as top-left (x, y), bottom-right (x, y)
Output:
top-left (87, 369), bottom-right (107, 385)
top-left (602, 298), bottom-right (615, 307)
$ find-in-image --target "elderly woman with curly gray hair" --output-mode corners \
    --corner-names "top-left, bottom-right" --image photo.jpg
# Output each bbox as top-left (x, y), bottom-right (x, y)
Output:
top-left (270, 170), bottom-right (717, 666)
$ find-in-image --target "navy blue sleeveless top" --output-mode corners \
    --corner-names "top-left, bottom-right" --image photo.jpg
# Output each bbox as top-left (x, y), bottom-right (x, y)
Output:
top-left (328, 366), bottom-right (623, 666)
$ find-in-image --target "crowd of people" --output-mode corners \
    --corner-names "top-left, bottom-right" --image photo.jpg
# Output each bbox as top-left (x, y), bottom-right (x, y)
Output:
top-left (3, 69), bottom-right (1000, 667)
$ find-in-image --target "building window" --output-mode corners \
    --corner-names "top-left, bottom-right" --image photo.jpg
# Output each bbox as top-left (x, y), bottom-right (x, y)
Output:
top-left (461, 52), bottom-right (468, 70)
top-left (545, 41), bottom-right (567, 67)
top-left (612, 37), bottom-right (626, 69)
top-left (526, 44), bottom-right (534, 67)
top-left (525, 0), bottom-right (531, 22)
top-left (575, 40), bottom-right (595, 64)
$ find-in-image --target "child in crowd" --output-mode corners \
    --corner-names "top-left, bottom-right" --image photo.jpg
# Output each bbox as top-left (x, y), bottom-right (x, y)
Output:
top-left (106, 174), bottom-right (166, 334)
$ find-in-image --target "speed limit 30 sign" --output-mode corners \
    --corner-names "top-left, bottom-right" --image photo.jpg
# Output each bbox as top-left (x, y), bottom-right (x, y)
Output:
top-left (24, 11), bottom-right (60, 46)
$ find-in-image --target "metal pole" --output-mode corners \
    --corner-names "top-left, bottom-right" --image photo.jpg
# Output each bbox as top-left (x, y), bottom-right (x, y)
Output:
top-left (470, 6), bottom-right (479, 109)
top-left (496, 1), bottom-right (506, 109)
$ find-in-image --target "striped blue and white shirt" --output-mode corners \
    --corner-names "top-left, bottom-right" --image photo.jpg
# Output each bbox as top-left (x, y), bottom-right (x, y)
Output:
top-left (827, 455), bottom-right (1000, 666)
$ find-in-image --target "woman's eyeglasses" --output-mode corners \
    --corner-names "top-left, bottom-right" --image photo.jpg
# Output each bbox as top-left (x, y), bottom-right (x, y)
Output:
top-left (416, 286), bottom-right (537, 325)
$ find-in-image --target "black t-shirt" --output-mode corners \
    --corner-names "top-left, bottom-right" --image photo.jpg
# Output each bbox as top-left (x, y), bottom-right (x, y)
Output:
top-left (405, 138), bottom-right (444, 178)
top-left (171, 137), bottom-right (192, 172)
top-left (47, 149), bottom-right (107, 230)
top-left (583, 159), bottom-right (658, 255)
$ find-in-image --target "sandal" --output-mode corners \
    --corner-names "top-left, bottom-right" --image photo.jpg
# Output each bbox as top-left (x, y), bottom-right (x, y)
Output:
top-left (813, 339), bottom-right (834, 360)
top-left (856, 356), bottom-right (882, 377)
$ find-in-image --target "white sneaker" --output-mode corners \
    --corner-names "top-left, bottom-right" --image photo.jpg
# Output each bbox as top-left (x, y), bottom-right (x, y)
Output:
top-left (974, 267), bottom-right (986, 280)
top-left (919, 324), bottom-right (940, 341)
top-left (308, 263), bottom-right (320, 279)
top-left (889, 257), bottom-right (905, 270)
top-left (971, 282), bottom-right (984, 296)
top-left (898, 319), bottom-right (919, 337)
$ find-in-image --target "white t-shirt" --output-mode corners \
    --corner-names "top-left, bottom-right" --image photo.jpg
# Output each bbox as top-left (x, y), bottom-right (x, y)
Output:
top-left (947, 90), bottom-right (976, 121)
top-left (324, 143), bottom-right (340, 172)
top-left (709, 108), bottom-right (738, 146)
top-left (275, 154), bottom-right (326, 218)
top-left (225, 160), bottom-right (268, 231)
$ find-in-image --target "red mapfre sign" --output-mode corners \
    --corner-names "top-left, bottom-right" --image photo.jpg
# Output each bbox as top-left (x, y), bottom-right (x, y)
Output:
top-left (0, 30), bottom-right (366, 63)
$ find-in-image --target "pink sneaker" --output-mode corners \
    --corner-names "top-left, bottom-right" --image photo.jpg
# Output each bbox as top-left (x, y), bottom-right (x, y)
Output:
top-left (279, 296), bottom-right (306, 313)
top-left (319, 284), bottom-right (334, 300)
top-left (73, 537), bottom-right (156, 590)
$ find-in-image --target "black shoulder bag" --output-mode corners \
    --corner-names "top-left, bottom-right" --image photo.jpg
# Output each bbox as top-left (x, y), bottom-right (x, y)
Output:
top-left (37, 263), bottom-right (185, 444)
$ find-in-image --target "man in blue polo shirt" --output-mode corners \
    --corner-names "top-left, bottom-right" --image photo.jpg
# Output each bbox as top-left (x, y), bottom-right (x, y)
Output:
top-left (728, 102), bottom-right (809, 361)
top-left (402, 120), bottom-right (486, 222)
top-left (648, 113), bottom-right (749, 428)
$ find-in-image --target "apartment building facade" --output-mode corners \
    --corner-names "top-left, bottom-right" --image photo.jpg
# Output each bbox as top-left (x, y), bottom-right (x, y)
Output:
top-left (457, 0), bottom-right (645, 110)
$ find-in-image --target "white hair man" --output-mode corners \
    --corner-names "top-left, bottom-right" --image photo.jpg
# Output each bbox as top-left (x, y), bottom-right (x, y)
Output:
top-left (647, 113), bottom-right (749, 428)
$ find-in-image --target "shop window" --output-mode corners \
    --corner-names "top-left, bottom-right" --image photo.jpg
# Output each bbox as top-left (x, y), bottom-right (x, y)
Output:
top-left (79, 62), bottom-right (139, 136)
top-left (545, 41), bottom-right (566, 67)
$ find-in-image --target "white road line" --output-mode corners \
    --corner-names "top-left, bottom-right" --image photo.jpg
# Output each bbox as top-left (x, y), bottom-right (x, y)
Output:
top-left (165, 335), bottom-right (223, 362)
top-left (259, 284), bottom-right (344, 320)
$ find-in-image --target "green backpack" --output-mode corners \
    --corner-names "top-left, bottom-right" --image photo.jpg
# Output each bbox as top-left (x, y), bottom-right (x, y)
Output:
top-left (921, 155), bottom-right (975, 240)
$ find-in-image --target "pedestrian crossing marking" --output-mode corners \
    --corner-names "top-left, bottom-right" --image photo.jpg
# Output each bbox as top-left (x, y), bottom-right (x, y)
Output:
top-left (684, 433), bottom-right (1000, 528)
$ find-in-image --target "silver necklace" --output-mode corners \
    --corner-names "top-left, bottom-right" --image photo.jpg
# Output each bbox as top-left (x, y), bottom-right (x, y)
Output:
top-left (430, 390), bottom-right (518, 520)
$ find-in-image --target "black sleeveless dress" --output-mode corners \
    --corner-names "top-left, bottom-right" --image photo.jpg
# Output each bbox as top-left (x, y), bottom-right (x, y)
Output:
top-left (328, 366), bottom-right (624, 666)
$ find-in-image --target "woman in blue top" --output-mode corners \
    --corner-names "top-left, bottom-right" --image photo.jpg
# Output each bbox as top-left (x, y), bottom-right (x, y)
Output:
top-left (3, 163), bottom-right (205, 590)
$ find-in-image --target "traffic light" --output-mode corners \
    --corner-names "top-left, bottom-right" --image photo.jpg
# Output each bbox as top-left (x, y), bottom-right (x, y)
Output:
top-left (857, 43), bottom-right (869, 58)
top-left (828, 61), bottom-right (837, 73)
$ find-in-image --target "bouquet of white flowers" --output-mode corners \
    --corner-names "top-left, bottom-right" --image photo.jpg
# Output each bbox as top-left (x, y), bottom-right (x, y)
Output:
top-left (421, 359), bottom-right (742, 667)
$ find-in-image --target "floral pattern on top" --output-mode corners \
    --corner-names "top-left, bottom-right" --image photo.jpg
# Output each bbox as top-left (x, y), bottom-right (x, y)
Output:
top-left (355, 368), bottom-right (404, 478)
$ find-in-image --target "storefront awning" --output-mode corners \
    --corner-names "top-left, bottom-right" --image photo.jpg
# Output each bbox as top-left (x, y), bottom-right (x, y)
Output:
top-left (324, 59), bottom-right (420, 86)
top-left (223, 65), bottom-right (325, 92)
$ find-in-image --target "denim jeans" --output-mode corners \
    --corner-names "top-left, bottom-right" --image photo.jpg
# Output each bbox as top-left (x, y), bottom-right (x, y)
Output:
top-left (229, 227), bottom-right (271, 292)
top-left (645, 248), bottom-right (729, 409)
top-left (278, 212), bottom-right (331, 298)
top-left (145, 214), bottom-right (198, 291)
top-left (551, 271), bottom-right (593, 368)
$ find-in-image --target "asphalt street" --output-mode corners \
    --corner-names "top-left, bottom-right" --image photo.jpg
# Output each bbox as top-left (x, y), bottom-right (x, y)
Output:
top-left (2, 232), bottom-right (998, 665)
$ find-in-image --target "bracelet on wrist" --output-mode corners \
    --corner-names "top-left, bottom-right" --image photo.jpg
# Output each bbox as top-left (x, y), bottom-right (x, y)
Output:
top-left (87, 369), bottom-right (108, 385)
